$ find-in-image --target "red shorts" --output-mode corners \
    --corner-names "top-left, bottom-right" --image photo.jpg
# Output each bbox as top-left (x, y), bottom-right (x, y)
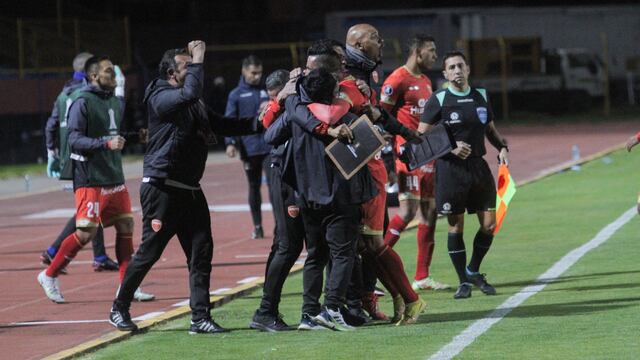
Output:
top-left (361, 157), bottom-right (387, 236)
top-left (396, 159), bottom-right (435, 201)
top-left (75, 185), bottom-right (133, 228)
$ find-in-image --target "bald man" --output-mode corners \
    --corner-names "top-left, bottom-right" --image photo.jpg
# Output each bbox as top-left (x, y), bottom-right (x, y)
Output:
top-left (341, 24), bottom-right (427, 325)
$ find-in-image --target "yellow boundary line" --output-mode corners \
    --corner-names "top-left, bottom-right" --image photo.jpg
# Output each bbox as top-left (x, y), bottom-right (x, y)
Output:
top-left (43, 264), bottom-right (304, 360)
top-left (43, 141), bottom-right (628, 359)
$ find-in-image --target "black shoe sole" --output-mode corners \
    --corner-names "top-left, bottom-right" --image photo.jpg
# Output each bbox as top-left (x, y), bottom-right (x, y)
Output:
top-left (108, 319), bottom-right (138, 332)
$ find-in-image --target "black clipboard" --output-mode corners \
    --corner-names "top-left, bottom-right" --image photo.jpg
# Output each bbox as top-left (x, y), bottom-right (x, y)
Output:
top-left (400, 123), bottom-right (455, 171)
top-left (325, 115), bottom-right (385, 180)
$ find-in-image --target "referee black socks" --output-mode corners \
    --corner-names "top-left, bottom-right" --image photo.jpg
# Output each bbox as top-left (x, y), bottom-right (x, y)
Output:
top-left (468, 230), bottom-right (494, 273)
top-left (447, 232), bottom-right (467, 284)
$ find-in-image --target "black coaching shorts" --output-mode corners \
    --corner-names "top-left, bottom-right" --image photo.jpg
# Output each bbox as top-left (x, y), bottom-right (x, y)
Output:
top-left (435, 157), bottom-right (496, 215)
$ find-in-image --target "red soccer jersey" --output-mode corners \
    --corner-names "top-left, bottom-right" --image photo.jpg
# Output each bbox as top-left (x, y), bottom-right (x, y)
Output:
top-left (338, 76), bottom-right (378, 114)
top-left (380, 66), bottom-right (432, 149)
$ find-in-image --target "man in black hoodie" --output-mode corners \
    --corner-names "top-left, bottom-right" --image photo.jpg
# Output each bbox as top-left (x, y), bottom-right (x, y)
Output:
top-left (109, 41), bottom-right (262, 334)
top-left (276, 69), bottom-right (377, 331)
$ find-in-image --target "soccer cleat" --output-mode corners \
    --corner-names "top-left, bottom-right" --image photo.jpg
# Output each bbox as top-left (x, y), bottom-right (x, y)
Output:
top-left (109, 307), bottom-right (138, 331)
top-left (40, 251), bottom-right (67, 274)
top-left (189, 318), bottom-right (229, 334)
top-left (297, 313), bottom-right (328, 331)
top-left (250, 312), bottom-right (290, 332)
top-left (313, 306), bottom-right (355, 331)
top-left (454, 282), bottom-right (473, 299)
top-left (37, 270), bottom-right (65, 303)
top-left (466, 269), bottom-right (497, 295)
top-left (362, 292), bottom-right (389, 321)
top-left (396, 297), bottom-right (427, 326)
top-left (412, 276), bottom-right (451, 290)
top-left (391, 295), bottom-right (405, 323)
top-left (93, 257), bottom-right (119, 272)
top-left (251, 225), bottom-right (264, 239)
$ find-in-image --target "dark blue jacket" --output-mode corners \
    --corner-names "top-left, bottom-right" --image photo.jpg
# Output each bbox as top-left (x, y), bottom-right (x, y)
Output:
top-left (143, 64), bottom-right (261, 187)
top-left (224, 76), bottom-right (271, 158)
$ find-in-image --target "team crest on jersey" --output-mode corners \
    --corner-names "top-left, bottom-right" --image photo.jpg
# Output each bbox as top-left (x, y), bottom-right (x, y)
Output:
top-left (477, 107), bottom-right (488, 124)
top-left (151, 219), bottom-right (162, 232)
top-left (287, 205), bottom-right (300, 218)
top-left (383, 85), bottom-right (394, 96)
top-left (450, 112), bottom-right (459, 121)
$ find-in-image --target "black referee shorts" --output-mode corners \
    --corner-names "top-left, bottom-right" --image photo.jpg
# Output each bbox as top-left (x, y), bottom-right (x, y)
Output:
top-left (435, 157), bottom-right (496, 215)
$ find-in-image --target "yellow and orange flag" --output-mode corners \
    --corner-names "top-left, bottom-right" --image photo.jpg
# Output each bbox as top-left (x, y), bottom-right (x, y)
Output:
top-left (494, 164), bottom-right (516, 235)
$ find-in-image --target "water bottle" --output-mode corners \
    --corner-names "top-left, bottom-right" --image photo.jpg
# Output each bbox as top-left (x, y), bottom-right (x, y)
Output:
top-left (571, 145), bottom-right (581, 171)
top-left (24, 174), bottom-right (31, 192)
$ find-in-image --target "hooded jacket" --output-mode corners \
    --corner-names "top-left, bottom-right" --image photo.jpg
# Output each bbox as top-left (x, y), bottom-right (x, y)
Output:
top-left (272, 89), bottom-right (376, 207)
top-left (143, 64), bottom-right (261, 187)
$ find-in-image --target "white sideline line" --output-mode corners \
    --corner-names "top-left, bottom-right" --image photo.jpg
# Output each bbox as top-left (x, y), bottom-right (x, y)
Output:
top-left (210, 288), bottom-right (232, 295)
top-left (428, 207), bottom-right (637, 360)
top-left (237, 276), bottom-right (260, 284)
top-left (22, 204), bottom-right (272, 219)
top-left (172, 299), bottom-right (190, 307)
top-left (133, 311), bottom-right (165, 321)
top-left (11, 319), bottom-right (108, 326)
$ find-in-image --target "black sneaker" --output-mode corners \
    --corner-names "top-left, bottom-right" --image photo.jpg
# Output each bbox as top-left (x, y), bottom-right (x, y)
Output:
top-left (109, 307), bottom-right (138, 331)
top-left (454, 282), bottom-right (473, 299)
top-left (249, 312), bottom-right (290, 332)
top-left (466, 270), bottom-right (497, 295)
top-left (93, 257), bottom-right (119, 272)
top-left (343, 306), bottom-right (369, 326)
top-left (297, 313), bottom-right (328, 331)
top-left (189, 318), bottom-right (229, 334)
top-left (251, 225), bottom-right (264, 239)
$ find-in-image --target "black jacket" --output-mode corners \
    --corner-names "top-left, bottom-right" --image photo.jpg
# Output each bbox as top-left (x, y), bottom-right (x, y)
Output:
top-left (143, 64), bottom-right (261, 187)
top-left (272, 94), bottom-right (376, 207)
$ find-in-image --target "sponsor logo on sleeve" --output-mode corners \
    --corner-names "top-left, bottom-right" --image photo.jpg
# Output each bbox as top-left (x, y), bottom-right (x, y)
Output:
top-left (383, 85), bottom-right (394, 96)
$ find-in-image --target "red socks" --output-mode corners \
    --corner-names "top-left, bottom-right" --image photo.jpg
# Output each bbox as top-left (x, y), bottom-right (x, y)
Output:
top-left (415, 224), bottom-right (435, 281)
top-left (370, 253), bottom-right (399, 298)
top-left (46, 233), bottom-right (83, 277)
top-left (115, 233), bottom-right (133, 282)
top-left (384, 215), bottom-right (408, 247)
top-left (376, 245), bottom-right (418, 303)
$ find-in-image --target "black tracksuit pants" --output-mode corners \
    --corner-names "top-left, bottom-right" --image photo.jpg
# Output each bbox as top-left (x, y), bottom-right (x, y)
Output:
top-left (257, 165), bottom-right (305, 316)
top-left (243, 154), bottom-right (272, 227)
top-left (301, 203), bottom-right (360, 315)
top-left (114, 182), bottom-right (214, 322)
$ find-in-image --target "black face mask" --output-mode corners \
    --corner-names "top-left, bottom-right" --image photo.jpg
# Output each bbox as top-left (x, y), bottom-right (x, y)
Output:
top-left (345, 45), bottom-right (379, 73)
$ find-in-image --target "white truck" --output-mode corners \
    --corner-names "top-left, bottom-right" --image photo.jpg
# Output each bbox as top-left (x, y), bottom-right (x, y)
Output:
top-left (464, 37), bottom-right (605, 112)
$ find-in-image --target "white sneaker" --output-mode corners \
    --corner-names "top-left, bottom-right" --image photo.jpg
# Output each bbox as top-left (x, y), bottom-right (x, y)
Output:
top-left (37, 270), bottom-right (65, 303)
top-left (412, 277), bottom-right (451, 290)
top-left (313, 306), bottom-right (355, 331)
top-left (134, 287), bottom-right (155, 302)
top-left (116, 285), bottom-right (156, 302)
